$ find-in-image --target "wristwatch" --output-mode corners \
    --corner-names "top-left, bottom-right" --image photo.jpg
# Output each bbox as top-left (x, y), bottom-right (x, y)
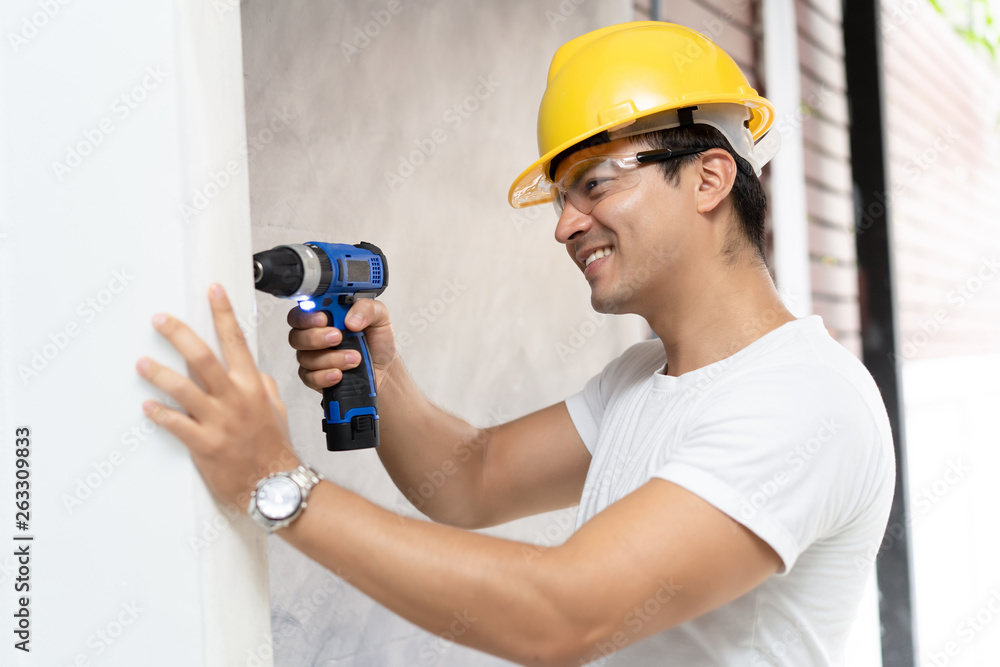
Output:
top-left (248, 463), bottom-right (324, 533)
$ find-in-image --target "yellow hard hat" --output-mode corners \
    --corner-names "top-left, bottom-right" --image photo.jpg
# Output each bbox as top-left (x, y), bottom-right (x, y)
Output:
top-left (508, 21), bottom-right (776, 209)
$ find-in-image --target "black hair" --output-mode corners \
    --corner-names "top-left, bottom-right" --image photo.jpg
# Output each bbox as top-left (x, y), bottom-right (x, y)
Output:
top-left (641, 123), bottom-right (768, 264)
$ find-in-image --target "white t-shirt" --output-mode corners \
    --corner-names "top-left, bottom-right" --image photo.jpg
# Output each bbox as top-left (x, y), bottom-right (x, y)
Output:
top-left (564, 315), bottom-right (895, 666)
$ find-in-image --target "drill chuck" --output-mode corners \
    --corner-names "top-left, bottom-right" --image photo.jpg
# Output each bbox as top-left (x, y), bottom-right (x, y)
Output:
top-left (253, 244), bottom-right (333, 300)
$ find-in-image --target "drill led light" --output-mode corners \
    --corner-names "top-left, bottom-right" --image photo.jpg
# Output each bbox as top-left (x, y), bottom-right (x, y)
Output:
top-left (299, 300), bottom-right (316, 311)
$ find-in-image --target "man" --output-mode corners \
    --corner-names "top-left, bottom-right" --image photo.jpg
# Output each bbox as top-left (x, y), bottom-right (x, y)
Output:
top-left (137, 22), bottom-right (895, 665)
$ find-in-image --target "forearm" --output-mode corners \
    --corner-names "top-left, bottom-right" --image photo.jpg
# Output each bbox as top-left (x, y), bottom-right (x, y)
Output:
top-left (374, 354), bottom-right (492, 527)
top-left (278, 480), bottom-right (589, 666)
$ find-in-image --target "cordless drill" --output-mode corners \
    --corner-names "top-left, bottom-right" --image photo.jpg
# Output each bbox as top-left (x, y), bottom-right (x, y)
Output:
top-left (252, 242), bottom-right (388, 451)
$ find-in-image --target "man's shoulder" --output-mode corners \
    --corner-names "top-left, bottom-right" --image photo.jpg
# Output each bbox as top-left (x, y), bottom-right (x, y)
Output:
top-left (669, 316), bottom-right (887, 432)
top-left (704, 316), bottom-right (891, 442)
top-left (575, 338), bottom-right (666, 409)
top-left (740, 316), bottom-right (881, 399)
top-left (593, 337), bottom-right (666, 383)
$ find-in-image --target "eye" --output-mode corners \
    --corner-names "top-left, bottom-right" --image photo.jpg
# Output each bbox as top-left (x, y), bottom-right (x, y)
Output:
top-left (581, 176), bottom-right (613, 197)
top-left (569, 161), bottom-right (619, 201)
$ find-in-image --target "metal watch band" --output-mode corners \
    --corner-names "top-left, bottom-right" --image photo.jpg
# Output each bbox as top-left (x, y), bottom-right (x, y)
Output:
top-left (248, 463), bottom-right (325, 533)
top-left (288, 463), bottom-right (324, 492)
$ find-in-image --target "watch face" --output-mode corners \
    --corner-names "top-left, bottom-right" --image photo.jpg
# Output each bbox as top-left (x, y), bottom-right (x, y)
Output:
top-left (256, 476), bottom-right (302, 521)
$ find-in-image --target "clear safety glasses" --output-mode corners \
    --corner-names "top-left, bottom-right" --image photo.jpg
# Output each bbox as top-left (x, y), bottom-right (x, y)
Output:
top-left (549, 147), bottom-right (712, 216)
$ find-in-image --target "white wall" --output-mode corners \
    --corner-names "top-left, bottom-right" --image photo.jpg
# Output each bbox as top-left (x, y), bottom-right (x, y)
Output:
top-left (0, 1), bottom-right (271, 665)
top-left (238, 1), bottom-right (644, 664)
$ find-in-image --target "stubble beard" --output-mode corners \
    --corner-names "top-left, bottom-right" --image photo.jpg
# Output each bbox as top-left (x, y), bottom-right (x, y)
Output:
top-left (589, 280), bottom-right (633, 316)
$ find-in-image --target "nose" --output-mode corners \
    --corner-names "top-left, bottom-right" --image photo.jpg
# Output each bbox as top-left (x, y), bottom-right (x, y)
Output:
top-left (554, 201), bottom-right (592, 245)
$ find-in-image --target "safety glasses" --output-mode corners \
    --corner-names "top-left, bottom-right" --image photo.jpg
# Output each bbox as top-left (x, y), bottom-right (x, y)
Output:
top-left (550, 147), bottom-right (712, 216)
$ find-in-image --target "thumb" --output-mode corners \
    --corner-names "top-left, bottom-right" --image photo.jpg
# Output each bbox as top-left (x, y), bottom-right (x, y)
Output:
top-left (344, 298), bottom-right (391, 332)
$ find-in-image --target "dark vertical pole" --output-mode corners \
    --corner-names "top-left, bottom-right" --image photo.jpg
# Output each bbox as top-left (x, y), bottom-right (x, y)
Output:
top-left (650, 0), bottom-right (661, 21)
top-left (841, 1), bottom-right (917, 665)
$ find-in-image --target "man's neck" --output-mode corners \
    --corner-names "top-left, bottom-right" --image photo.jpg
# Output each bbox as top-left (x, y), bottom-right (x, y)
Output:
top-left (644, 260), bottom-right (796, 377)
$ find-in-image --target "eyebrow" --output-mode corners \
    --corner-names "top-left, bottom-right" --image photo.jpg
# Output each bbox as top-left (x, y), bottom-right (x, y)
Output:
top-left (548, 130), bottom-right (612, 180)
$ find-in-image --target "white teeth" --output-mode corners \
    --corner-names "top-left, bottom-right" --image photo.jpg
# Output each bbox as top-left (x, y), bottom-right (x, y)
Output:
top-left (585, 247), bottom-right (613, 268)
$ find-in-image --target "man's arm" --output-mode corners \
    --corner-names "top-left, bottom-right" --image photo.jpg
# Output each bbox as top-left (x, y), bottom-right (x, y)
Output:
top-left (288, 299), bottom-right (591, 528)
top-left (280, 475), bottom-right (782, 666)
top-left (139, 286), bottom-right (783, 667)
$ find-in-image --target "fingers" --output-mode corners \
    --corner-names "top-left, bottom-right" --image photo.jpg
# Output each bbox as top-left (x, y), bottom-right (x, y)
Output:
top-left (298, 365), bottom-right (337, 393)
top-left (287, 304), bottom-right (329, 329)
top-left (208, 284), bottom-right (257, 377)
top-left (287, 303), bottom-right (341, 352)
top-left (295, 348), bottom-right (363, 392)
top-left (142, 399), bottom-right (202, 446)
top-left (136, 357), bottom-right (215, 423)
top-left (150, 312), bottom-right (234, 396)
top-left (286, 300), bottom-right (389, 348)
top-left (286, 299), bottom-right (389, 331)
top-left (288, 323), bottom-right (342, 352)
top-left (286, 299), bottom-right (391, 393)
top-left (296, 347), bottom-right (362, 372)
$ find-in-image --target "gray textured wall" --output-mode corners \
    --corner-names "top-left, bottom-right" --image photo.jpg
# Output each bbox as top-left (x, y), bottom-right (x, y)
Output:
top-left (239, 1), bottom-right (642, 664)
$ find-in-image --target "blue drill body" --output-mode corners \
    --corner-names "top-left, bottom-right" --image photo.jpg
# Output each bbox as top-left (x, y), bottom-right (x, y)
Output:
top-left (253, 241), bottom-right (388, 451)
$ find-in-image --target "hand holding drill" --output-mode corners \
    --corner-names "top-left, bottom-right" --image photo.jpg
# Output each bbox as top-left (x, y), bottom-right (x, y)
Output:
top-left (253, 242), bottom-right (391, 451)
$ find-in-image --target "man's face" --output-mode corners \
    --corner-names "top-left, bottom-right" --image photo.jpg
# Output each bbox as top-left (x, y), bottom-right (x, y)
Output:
top-left (552, 137), bottom-right (702, 316)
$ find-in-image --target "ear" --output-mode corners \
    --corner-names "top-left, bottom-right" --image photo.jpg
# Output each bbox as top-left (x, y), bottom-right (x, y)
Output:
top-left (694, 149), bottom-right (737, 215)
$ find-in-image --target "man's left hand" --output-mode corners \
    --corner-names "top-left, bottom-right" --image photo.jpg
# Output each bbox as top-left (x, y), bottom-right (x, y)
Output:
top-left (136, 283), bottom-right (301, 512)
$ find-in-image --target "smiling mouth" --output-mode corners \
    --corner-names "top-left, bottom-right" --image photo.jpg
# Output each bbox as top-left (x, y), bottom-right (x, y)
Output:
top-left (584, 247), bottom-right (613, 268)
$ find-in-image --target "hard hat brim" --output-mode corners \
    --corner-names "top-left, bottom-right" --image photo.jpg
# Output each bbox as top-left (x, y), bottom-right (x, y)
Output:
top-left (508, 95), bottom-right (774, 209)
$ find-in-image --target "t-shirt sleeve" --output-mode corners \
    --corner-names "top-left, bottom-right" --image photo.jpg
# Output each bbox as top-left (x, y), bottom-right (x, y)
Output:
top-left (565, 340), bottom-right (665, 455)
top-left (564, 366), bottom-right (608, 455)
top-left (651, 363), bottom-right (892, 574)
